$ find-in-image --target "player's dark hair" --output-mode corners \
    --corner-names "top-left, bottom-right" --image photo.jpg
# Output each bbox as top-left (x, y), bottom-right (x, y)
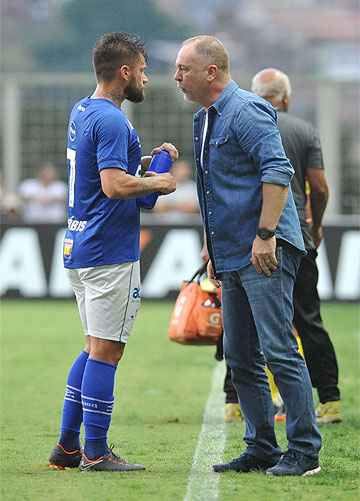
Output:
top-left (93, 32), bottom-right (147, 82)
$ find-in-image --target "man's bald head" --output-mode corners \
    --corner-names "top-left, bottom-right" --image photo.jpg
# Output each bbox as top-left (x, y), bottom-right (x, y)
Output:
top-left (175, 35), bottom-right (231, 107)
top-left (182, 35), bottom-right (230, 75)
top-left (251, 68), bottom-right (292, 111)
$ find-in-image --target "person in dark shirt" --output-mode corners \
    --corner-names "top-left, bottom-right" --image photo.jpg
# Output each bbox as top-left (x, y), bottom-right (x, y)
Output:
top-left (248, 68), bottom-right (341, 424)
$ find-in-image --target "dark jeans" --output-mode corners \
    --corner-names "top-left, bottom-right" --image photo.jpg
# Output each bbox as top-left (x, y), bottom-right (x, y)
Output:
top-left (220, 246), bottom-right (321, 459)
top-left (221, 249), bottom-right (341, 405)
top-left (293, 249), bottom-right (340, 403)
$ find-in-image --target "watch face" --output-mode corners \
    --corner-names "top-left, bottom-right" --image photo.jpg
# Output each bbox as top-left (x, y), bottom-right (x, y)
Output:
top-left (258, 228), bottom-right (275, 240)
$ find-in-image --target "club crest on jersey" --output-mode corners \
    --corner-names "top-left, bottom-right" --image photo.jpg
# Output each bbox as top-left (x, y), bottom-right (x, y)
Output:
top-left (69, 121), bottom-right (77, 142)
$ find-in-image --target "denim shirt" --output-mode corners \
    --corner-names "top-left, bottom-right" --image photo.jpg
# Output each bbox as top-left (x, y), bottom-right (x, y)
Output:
top-left (193, 80), bottom-right (305, 273)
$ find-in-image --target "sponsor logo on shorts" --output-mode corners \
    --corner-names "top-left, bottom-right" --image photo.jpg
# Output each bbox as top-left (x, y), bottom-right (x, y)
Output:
top-left (132, 287), bottom-right (141, 299)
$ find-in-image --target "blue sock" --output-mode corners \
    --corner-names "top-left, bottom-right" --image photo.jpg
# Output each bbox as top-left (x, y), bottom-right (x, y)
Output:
top-left (81, 358), bottom-right (116, 459)
top-left (59, 350), bottom-right (89, 451)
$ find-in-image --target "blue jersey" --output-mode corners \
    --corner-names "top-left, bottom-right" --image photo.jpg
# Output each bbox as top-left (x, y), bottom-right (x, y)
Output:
top-left (63, 97), bottom-right (142, 268)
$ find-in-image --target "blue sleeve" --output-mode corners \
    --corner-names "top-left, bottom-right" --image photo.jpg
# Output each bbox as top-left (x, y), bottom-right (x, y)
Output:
top-left (94, 113), bottom-right (129, 171)
top-left (235, 101), bottom-right (294, 186)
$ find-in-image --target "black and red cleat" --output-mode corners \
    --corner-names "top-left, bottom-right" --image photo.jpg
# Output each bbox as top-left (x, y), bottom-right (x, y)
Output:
top-left (48, 443), bottom-right (82, 470)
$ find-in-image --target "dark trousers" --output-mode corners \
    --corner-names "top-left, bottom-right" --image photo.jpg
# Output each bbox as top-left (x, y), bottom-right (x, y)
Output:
top-left (222, 249), bottom-right (340, 405)
top-left (221, 246), bottom-right (321, 458)
top-left (293, 249), bottom-right (340, 403)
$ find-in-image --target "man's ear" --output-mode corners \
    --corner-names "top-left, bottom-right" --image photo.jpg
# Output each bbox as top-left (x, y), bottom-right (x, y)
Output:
top-left (118, 65), bottom-right (131, 81)
top-left (282, 96), bottom-right (289, 111)
top-left (207, 64), bottom-right (218, 82)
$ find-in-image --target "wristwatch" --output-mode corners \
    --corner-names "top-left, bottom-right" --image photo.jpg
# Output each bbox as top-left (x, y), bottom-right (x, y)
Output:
top-left (257, 228), bottom-right (276, 240)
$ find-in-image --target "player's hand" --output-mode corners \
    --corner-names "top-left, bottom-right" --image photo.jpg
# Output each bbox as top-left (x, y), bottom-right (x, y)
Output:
top-left (152, 172), bottom-right (176, 195)
top-left (151, 143), bottom-right (179, 162)
top-left (207, 259), bottom-right (220, 287)
top-left (251, 236), bottom-right (278, 277)
top-left (311, 225), bottom-right (323, 248)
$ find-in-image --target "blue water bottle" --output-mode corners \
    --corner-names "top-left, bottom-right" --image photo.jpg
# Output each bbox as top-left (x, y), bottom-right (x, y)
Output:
top-left (137, 151), bottom-right (173, 210)
top-left (148, 150), bottom-right (173, 174)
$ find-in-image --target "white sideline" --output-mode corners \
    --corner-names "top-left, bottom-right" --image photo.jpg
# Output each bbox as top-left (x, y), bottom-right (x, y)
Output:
top-left (184, 363), bottom-right (226, 501)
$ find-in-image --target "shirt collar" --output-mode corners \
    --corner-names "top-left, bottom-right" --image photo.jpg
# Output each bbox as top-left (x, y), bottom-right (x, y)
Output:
top-left (194, 80), bottom-right (239, 120)
top-left (211, 80), bottom-right (238, 115)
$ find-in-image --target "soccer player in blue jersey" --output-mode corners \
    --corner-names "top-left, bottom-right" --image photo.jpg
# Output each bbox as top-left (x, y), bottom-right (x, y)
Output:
top-left (48, 32), bottom-right (177, 472)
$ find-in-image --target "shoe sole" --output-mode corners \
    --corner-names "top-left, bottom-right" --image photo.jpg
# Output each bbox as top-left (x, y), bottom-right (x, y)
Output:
top-left (303, 466), bottom-right (321, 476)
top-left (48, 462), bottom-right (80, 470)
top-left (48, 463), bottom-right (66, 470)
top-left (80, 461), bottom-right (145, 472)
top-left (266, 466), bottom-right (321, 477)
top-left (214, 463), bottom-right (277, 473)
top-left (80, 466), bottom-right (145, 472)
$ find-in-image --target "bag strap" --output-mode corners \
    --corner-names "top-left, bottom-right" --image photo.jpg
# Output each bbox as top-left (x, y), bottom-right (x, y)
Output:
top-left (188, 261), bottom-right (208, 283)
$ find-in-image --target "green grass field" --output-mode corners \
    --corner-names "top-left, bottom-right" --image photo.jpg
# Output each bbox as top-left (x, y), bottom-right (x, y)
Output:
top-left (1, 301), bottom-right (359, 501)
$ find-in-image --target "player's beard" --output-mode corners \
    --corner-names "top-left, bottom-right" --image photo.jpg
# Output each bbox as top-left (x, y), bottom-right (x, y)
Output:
top-left (124, 77), bottom-right (144, 103)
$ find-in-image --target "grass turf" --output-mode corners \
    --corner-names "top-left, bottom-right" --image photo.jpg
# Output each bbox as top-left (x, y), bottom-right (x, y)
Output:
top-left (0, 301), bottom-right (359, 500)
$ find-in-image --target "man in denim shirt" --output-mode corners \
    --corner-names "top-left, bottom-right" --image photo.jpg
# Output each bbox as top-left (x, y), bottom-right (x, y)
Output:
top-left (175, 35), bottom-right (322, 476)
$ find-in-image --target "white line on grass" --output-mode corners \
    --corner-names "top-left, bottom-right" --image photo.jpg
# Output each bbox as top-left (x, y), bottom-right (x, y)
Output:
top-left (184, 363), bottom-right (226, 501)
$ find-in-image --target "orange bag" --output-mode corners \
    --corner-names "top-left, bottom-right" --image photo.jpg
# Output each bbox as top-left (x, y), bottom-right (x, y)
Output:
top-left (168, 264), bottom-right (223, 345)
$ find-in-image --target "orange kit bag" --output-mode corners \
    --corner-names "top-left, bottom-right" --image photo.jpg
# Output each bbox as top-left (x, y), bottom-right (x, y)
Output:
top-left (168, 263), bottom-right (223, 345)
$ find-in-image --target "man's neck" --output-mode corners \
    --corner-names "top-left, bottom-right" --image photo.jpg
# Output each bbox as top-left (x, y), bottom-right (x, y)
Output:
top-left (202, 77), bottom-right (230, 109)
top-left (92, 84), bottom-right (125, 108)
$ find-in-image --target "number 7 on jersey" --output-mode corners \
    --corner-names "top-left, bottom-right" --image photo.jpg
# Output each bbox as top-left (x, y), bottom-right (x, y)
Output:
top-left (67, 148), bottom-right (76, 208)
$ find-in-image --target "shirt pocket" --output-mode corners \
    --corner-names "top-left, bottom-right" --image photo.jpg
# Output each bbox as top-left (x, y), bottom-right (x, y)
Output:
top-left (209, 135), bottom-right (252, 175)
top-left (209, 135), bottom-right (230, 147)
top-left (209, 135), bottom-right (237, 166)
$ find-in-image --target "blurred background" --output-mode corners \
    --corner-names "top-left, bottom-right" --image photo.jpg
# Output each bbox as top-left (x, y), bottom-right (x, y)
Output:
top-left (0, 0), bottom-right (359, 301)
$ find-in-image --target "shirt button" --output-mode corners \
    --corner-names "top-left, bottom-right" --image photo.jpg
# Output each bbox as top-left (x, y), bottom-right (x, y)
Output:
top-left (206, 190), bottom-right (210, 194)
top-left (205, 170), bottom-right (208, 174)
top-left (209, 211), bottom-right (212, 215)
top-left (196, 157), bottom-right (200, 162)
top-left (195, 136), bottom-right (199, 141)
top-left (211, 231), bottom-right (215, 236)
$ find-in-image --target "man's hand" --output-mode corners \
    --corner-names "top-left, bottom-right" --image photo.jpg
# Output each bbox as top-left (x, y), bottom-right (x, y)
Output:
top-left (311, 225), bottom-right (323, 248)
top-left (200, 242), bottom-right (210, 263)
top-left (207, 259), bottom-right (220, 287)
top-left (251, 236), bottom-right (278, 276)
top-left (151, 142), bottom-right (179, 162)
top-left (144, 172), bottom-right (176, 195)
